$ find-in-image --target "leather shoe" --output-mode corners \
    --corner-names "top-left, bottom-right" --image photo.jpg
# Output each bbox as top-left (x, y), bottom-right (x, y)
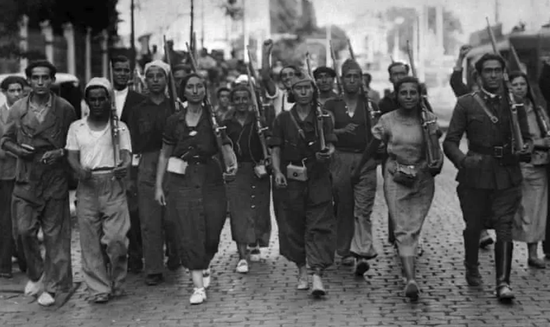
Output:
top-left (528, 258), bottom-right (546, 269)
top-left (145, 274), bottom-right (164, 286)
top-left (496, 284), bottom-right (515, 301)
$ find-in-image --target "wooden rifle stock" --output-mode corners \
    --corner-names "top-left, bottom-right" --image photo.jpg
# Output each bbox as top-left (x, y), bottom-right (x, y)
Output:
top-left (329, 40), bottom-right (343, 95)
top-left (485, 18), bottom-right (525, 153)
top-left (186, 42), bottom-right (234, 173)
top-left (406, 41), bottom-right (442, 172)
top-left (246, 65), bottom-right (270, 162)
top-left (108, 65), bottom-right (121, 167)
top-left (305, 52), bottom-right (328, 152)
top-left (163, 35), bottom-right (181, 112)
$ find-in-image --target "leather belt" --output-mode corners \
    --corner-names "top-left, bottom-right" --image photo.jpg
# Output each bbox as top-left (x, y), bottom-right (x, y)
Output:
top-left (336, 147), bottom-right (363, 153)
top-left (469, 144), bottom-right (511, 158)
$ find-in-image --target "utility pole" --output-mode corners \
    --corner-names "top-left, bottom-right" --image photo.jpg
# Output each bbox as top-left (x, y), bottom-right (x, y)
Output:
top-left (130, 0), bottom-right (136, 69)
top-left (190, 0), bottom-right (195, 52)
top-left (495, 0), bottom-right (500, 23)
top-left (201, 0), bottom-right (205, 49)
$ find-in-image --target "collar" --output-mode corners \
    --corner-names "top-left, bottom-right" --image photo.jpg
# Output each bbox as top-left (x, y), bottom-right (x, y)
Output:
top-left (145, 95), bottom-right (168, 106)
top-left (228, 110), bottom-right (253, 125)
top-left (290, 105), bottom-right (315, 123)
top-left (29, 92), bottom-right (53, 108)
top-left (115, 87), bottom-right (129, 96)
top-left (480, 87), bottom-right (500, 99)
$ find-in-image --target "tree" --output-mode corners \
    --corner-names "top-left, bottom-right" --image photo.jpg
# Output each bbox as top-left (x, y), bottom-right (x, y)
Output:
top-left (0, 0), bottom-right (119, 59)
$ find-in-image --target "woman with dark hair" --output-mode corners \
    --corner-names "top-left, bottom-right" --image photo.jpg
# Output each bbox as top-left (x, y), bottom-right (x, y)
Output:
top-left (353, 76), bottom-right (442, 300)
top-left (154, 73), bottom-right (237, 304)
top-left (223, 85), bottom-right (271, 273)
top-left (509, 71), bottom-right (550, 268)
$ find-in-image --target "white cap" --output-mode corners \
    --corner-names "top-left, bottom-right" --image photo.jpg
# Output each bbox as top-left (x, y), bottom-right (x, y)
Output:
top-left (84, 77), bottom-right (113, 95)
top-left (144, 60), bottom-right (170, 76)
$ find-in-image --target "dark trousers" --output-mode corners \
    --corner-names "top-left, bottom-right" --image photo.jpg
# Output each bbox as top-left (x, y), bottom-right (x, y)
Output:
top-left (0, 180), bottom-right (16, 274)
top-left (457, 184), bottom-right (521, 265)
top-left (126, 191), bottom-right (142, 267)
top-left (278, 168), bottom-right (336, 274)
top-left (13, 190), bottom-right (73, 293)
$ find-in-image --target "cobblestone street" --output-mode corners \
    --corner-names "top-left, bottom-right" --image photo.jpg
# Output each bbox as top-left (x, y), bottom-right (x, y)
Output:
top-left (1, 155), bottom-right (550, 327)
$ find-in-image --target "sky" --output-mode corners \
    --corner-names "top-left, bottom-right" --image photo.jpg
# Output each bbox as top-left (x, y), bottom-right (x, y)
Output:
top-left (117, 0), bottom-right (550, 50)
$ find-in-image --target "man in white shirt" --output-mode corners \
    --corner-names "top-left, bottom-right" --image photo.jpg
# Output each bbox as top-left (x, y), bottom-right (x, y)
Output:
top-left (261, 39), bottom-right (297, 117)
top-left (66, 78), bottom-right (132, 303)
top-left (111, 55), bottom-right (146, 273)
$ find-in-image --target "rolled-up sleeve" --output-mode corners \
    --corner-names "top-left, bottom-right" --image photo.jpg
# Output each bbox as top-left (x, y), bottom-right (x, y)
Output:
top-left (322, 110), bottom-right (337, 144)
top-left (162, 115), bottom-right (178, 146)
top-left (268, 113), bottom-right (284, 147)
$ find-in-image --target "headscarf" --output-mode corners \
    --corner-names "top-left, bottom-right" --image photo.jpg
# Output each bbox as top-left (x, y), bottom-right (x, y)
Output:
top-left (144, 60), bottom-right (170, 76)
top-left (84, 77), bottom-right (113, 96)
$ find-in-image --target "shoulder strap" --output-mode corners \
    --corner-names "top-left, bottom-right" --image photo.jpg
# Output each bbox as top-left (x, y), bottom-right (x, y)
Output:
top-left (473, 93), bottom-right (499, 124)
top-left (288, 110), bottom-right (306, 140)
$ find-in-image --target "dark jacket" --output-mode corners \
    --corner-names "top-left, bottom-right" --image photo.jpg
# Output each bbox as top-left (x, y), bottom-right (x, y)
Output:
top-left (443, 91), bottom-right (531, 190)
top-left (0, 93), bottom-right (76, 200)
top-left (120, 90), bottom-right (146, 125)
top-left (538, 62), bottom-right (550, 111)
top-left (378, 92), bottom-right (399, 115)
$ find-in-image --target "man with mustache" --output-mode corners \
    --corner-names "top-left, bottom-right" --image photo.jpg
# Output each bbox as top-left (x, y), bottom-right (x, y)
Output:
top-left (127, 60), bottom-right (176, 286)
top-left (444, 53), bottom-right (532, 301)
top-left (325, 59), bottom-right (379, 275)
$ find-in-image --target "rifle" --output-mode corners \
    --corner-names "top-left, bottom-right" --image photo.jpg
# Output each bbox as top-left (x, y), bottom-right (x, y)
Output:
top-left (131, 67), bottom-right (144, 93)
top-left (186, 42), bottom-right (236, 174)
top-left (329, 40), bottom-right (343, 95)
top-left (305, 52), bottom-right (329, 153)
top-left (509, 45), bottom-right (550, 136)
top-left (346, 39), bottom-right (380, 122)
top-left (108, 65), bottom-right (121, 168)
top-left (246, 61), bottom-right (271, 178)
top-left (486, 18), bottom-right (526, 153)
top-left (163, 35), bottom-right (181, 112)
top-left (405, 40), bottom-right (443, 173)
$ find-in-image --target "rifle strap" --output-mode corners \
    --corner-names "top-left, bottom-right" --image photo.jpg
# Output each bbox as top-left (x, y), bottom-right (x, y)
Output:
top-left (289, 110), bottom-right (306, 140)
top-left (473, 93), bottom-right (499, 124)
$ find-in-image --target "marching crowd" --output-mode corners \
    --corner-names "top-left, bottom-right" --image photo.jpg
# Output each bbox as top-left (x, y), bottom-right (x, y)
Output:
top-left (1, 36), bottom-right (550, 308)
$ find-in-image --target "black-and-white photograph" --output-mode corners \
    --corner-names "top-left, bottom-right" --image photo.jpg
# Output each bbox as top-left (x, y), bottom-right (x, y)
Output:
top-left (0, 0), bottom-right (550, 326)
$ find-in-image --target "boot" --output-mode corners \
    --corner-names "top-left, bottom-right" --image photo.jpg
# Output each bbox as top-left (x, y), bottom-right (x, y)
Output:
top-left (495, 241), bottom-right (515, 301)
top-left (464, 261), bottom-right (483, 286)
top-left (401, 256), bottom-right (419, 300)
top-left (463, 230), bottom-right (483, 286)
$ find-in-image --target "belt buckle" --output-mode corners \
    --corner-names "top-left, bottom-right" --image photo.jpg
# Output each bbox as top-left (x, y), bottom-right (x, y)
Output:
top-left (494, 146), bottom-right (504, 158)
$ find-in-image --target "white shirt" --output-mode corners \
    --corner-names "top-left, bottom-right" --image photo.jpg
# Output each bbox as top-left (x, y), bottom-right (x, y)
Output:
top-left (114, 87), bottom-right (129, 119)
top-left (66, 118), bottom-right (132, 170)
top-left (266, 87), bottom-right (294, 116)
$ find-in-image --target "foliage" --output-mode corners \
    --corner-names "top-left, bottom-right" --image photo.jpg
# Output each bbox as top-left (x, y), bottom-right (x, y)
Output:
top-left (0, 0), bottom-right (119, 59)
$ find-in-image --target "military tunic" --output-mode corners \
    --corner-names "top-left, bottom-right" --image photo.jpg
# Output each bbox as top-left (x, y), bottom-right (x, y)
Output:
top-left (443, 90), bottom-right (531, 266)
